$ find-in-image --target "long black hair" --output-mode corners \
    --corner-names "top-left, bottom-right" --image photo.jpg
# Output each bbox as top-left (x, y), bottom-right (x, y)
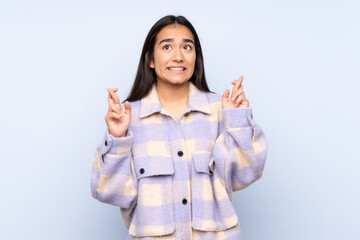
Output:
top-left (123, 15), bottom-right (212, 103)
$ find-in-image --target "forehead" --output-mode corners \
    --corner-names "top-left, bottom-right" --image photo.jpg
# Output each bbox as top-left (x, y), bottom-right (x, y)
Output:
top-left (156, 24), bottom-right (194, 42)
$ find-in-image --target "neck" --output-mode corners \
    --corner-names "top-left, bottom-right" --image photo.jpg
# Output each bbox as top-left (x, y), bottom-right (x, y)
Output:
top-left (156, 80), bottom-right (189, 107)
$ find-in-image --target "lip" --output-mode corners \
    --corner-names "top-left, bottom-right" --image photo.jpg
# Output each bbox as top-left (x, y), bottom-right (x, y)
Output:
top-left (167, 66), bottom-right (186, 72)
top-left (167, 66), bottom-right (186, 71)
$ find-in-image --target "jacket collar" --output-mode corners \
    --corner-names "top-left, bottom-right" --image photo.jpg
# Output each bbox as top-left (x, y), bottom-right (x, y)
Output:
top-left (139, 81), bottom-right (211, 119)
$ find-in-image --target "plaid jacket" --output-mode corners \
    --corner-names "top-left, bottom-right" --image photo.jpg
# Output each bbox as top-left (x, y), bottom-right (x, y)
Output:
top-left (91, 81), bottom-right (268, 239)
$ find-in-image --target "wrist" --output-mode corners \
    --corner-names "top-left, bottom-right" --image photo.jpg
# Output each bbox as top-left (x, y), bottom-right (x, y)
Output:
top-left (114, 130), bottom-right (127, 138)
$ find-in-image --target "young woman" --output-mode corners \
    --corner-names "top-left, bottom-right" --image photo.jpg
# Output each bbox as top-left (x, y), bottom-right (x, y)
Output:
top-left (91, 15), bottom-right (268, 240)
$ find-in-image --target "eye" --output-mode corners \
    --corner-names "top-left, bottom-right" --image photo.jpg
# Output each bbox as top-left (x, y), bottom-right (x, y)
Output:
top-left (184, 45), bottom-right (192, 50)
top-left (163, 45), bottom-right (172, 50)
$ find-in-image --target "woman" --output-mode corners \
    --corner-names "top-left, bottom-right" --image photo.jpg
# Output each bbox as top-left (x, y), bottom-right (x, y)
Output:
top-left (91, 15), bottom-right (268, 240)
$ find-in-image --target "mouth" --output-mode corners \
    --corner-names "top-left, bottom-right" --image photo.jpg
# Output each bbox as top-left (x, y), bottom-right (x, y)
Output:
top-left (167, 67), bottom-right (186, 71)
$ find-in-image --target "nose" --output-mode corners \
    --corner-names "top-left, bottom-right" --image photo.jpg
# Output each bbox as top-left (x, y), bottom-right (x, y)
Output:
top-left (172, 47), bottom-right (184, 62)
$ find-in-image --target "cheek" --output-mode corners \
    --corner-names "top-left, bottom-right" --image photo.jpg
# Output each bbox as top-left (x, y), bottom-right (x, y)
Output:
top-left (154, 54), bottom-right (168, 68)
top-left (189, 54), bottom-right (196, 68)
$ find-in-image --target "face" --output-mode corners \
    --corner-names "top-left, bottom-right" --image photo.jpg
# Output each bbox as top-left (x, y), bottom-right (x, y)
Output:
top-left (150, 24), bottom-right (196, 86)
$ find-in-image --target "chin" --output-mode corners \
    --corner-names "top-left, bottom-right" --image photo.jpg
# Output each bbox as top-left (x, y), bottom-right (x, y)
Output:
top-left (163, 78), bottom-right (189, 85)
top-left (172, 80), bottom-right (190, 85)
top-left (158, 75), bottom-right (191, 86)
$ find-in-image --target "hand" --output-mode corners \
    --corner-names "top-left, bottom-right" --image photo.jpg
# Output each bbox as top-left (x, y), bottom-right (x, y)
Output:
top-left (222, 75), bottom-right (249, 109)
top-left (104, 88), bottom-right (131, 137)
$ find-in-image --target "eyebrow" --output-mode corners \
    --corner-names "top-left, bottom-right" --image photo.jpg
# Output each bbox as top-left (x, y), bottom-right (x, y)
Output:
top-left (159, 38), bottom-right (195, 45)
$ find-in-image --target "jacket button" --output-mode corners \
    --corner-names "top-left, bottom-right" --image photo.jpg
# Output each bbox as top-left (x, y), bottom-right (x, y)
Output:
top-left (177, 151), bottom-right (183, 157)
top-left (182, 198), bottom-right (187, 205)
top-left (139, 168), bottom-right (145, 174)
top-left (105, 140), bottom-right (108, 147)
top-left (184, 112), bottom-right (190, 117)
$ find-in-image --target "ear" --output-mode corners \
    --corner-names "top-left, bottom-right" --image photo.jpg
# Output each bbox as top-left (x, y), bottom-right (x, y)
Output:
top-left (146, 52), bottom-right (155, 68)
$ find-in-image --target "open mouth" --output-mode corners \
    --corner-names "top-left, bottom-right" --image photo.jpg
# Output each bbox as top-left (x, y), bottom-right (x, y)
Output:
top-left (167, 67), bottom-right (186, 71)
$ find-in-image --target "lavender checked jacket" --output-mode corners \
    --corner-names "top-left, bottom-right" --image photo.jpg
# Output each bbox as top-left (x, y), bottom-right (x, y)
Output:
top-left (91, 81), bottom-right (268, 239)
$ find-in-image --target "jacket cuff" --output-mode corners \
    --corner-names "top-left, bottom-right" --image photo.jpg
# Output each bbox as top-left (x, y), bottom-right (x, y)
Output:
top-left (100, 129), bottom-right (133, 155)
top-left (222, 107), bottom-right (254, 128)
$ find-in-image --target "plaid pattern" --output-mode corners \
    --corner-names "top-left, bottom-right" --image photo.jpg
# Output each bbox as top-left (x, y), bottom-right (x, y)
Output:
top-left (91, 81), bottom-right (268, 239)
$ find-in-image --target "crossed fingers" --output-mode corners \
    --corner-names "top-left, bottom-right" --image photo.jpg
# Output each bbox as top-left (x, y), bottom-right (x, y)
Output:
top-left (229, 76), bottom-right (246, 107)
top-left (107, 88), bottom-right (124, 116)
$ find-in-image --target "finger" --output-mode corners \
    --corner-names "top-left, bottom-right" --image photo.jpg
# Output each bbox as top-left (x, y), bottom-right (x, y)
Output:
top-left (107, 94), bottom-right (121, 113)
top-left (109, 112), bottom-right (121, 120)
top-left (242, 98), bottom-right (249, 107)
top-left (107, 112), bottom-right (121, 120)
top-left (222, 89), bottom-right (230, 105)
top-left (232, 90), bottom-right (244, 103)
top-left (107, 87), bottom-right (118, 93)
top-left (107, 94), bottom-right (113, 107)
top-left (231, 87), bottom-right (245, 103)
top-left (107, 89), bottom-right (115, 105)
top-left (230, 84), bottom-right (242, 101)
top-left (238, 97), bottom-right (249, 108)
top-left (109, 103), bottom-right (121, 114)
top-left (230, 76), bottom-right (244, 101)
top-left (229, 83), bottom-right (236, 101)
top-left (105, 111), bottom-right (121, 122)
top-left (238, 75), bottom-right (244, 86)
top-left (107, 89), bottom-right (123, 112)
top-left (235, 93), bottom-right (245, 106)
top-left (233, 86), bottom-right (244, 96)
top-left (107, 88), bottom-right (121, 105)
top-left (231, 75), bottom-right (244, 85)
top-left (123, 101), bottom-right (132, 115)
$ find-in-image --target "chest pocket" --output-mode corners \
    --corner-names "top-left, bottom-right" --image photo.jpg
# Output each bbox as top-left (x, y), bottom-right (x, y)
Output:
top-left (129, 155), bottom-right (175, 237)
top-left (191, 152), bottom-right (239, 231)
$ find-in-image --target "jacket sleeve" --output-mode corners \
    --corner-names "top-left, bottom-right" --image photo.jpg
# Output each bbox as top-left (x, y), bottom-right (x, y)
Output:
top-left (91, 129), bottom-right (138, 210)
top-left (212, 107), bottom-right (268, 195)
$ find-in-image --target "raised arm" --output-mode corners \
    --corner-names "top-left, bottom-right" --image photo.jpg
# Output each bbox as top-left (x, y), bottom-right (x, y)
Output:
top-left (91, 88), bottom-right (138, 226)
top-left (212, 76), bottom-right (268, 195)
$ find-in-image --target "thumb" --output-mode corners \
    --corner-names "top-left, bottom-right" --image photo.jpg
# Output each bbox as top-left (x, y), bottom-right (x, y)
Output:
top-left (222, 89), bottom-right (230, 105)
top-left (124, 101), bottom-right (131, 115)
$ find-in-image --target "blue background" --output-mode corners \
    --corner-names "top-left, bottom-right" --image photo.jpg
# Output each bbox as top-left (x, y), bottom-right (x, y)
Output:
top-left (1, 0), bottom-right (359, 239)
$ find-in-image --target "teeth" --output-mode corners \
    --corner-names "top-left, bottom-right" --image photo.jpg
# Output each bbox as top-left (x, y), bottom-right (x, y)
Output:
top-left (168, 67), bottom-right (185, 71)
